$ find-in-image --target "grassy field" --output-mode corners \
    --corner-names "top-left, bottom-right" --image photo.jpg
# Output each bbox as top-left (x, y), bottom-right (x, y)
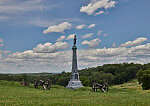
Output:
top-left (0, 80), bottom-right (150, 106)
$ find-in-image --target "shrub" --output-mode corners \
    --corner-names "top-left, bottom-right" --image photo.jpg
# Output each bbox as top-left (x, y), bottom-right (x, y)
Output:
top-left (137, 69), bottom-right (150, 90)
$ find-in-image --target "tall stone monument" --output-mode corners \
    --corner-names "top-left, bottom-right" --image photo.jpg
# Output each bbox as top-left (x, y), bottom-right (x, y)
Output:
top-left (66, 35), bottom-right (84, 89)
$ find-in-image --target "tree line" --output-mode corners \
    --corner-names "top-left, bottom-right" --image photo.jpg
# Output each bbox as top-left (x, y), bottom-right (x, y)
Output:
top-left (1, 62), bottom-right (150, 87)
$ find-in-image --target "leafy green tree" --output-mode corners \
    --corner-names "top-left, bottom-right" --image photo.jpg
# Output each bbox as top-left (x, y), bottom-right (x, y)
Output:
top-left (0, 62), bottom-right (145, 87)
top-left (21, 74), bottom-right (28, 82)
top-left (57, 77), bottom-right (70, 86)
top-left (80, 76), bottom-right (90, 86)
top-left (137, 69), bottom-right (150, 90)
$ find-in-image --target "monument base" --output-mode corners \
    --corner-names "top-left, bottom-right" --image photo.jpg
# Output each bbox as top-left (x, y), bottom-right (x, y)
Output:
top-left (66, 80), bottom-right (84, 89)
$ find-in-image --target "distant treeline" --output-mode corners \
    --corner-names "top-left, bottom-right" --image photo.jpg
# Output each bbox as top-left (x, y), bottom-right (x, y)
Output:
top-left (1, 62), bottom-right (150, 87)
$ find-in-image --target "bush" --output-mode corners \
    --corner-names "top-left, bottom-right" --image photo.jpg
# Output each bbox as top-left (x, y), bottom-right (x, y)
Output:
top-left (137, 69), bottom-right (150, 90)
top-left (80, 76), bottom-right (90, 86)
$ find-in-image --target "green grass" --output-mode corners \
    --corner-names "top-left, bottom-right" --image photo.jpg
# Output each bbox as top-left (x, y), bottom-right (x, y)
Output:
top-left (0, 80), bottom-right (150, 106)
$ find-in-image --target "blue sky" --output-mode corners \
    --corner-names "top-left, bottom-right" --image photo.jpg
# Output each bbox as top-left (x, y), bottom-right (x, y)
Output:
top-left (0, 0), bottom-right (150, 73)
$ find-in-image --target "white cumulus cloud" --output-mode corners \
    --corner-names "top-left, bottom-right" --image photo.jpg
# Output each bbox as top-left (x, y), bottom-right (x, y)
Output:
top-left (120, 37), bottom-right (147, 47)
top-left (81, 38), bottom-right (101, 47)
top-left (43, 22), bottom-right (72, 34)
top-left (82, 33), bottom-right (94, 39)
top-left (33, 42), bottom-right (68, 53)
top-left (103, 33), bottom-right (109, 36)
top-left (66, 34), bottom-right (76, 40)
top-left (112, 43), bottom-right (117, 48)
top-left (56, 36), bottom-right (66, 42)
top-left (88, 24), bottom-right (96, 28)
top-left (76, 24), bottom-right (86, 29)
top-left (94, 10), bottom-right (104, 16)
top-left (80, 0), bottom-right (117, 15)
top-left (2, 37), bottom-right (150, 73)
top-left (97, 30), bottom-right (103, 36)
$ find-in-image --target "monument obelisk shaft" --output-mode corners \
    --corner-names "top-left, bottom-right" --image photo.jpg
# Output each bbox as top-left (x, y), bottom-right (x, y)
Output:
top-left (71, 36), bottom-right (78, 80)
top-left (66, 35), bottom-right (83, 89)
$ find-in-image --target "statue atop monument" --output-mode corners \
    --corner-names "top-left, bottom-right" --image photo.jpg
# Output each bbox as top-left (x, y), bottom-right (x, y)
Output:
top-left (66, 35), bottom-right (84, 89)
top-left (74, 35), bottom-right (76, 46)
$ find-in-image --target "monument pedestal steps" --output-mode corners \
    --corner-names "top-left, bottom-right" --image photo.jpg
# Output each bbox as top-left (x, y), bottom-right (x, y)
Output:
top-left (66, 80), bottom-right (83, 89)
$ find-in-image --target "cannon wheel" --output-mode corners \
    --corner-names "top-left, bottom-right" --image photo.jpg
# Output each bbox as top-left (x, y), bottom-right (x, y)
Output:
top-left (103, 84), bottom-right (108, 92)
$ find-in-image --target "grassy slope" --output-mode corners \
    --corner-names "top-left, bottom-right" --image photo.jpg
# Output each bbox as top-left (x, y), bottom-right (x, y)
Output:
top-left (0, 80), bottom-right (150, 106)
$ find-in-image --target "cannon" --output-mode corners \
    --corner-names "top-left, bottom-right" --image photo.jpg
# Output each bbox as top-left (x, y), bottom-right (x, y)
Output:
top-left (92, 83), bottom-right (108, 93)
top-left (34, 80), bottom-right (50, 90)
top-left (21, 82), bottom-right (30, 87)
